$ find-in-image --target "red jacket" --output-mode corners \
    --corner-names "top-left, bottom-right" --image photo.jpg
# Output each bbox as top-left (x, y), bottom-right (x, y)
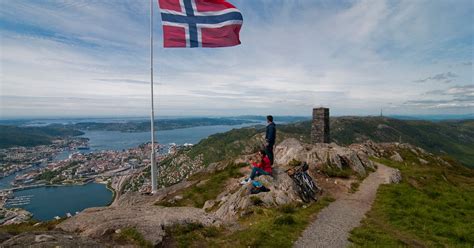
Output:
top-left (252, 155), bottom-right (272, 174)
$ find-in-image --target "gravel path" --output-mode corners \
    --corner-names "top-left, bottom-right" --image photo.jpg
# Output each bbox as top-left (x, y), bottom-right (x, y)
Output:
top-left (294, 163), bottom-right (399, 248)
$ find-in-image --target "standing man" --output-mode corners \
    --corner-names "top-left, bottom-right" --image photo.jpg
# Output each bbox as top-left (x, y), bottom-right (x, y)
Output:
top-left (265, 115), bottom-right (276, 165)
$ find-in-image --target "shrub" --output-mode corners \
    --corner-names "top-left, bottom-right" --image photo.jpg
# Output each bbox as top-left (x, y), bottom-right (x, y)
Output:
top-left (321, 164), bottom-right (352, 178)
top-left (288, 159), bottom-right (302, 167)
top-left (350, 181), bottom-right (360, 193)
top-left (274, 215), bottom-right (296, 225)
top-left (278, 204), bottom-right (296, 214)
top-left (116, 227), bottom-right (153, 248)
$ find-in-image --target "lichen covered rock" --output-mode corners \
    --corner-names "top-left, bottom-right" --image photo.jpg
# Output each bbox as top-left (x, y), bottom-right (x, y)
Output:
top-left (213, 167), bottom-right (300, 221)
top-left (274, 138), bottom-right (376, 176)
top-left (57, 197), bottom-right (220, 246)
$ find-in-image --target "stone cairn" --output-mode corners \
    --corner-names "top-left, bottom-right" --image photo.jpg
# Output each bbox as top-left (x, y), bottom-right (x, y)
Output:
top-left (311, 107), bottom-right (330, 144)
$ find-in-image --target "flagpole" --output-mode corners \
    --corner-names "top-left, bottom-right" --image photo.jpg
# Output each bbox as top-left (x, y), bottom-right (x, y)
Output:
top-left (150, 0), bottom-right (158, 193)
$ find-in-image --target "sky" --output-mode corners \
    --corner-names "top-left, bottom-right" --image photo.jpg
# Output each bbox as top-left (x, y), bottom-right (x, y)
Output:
top-left (0, 0), bottom-right (473, 118)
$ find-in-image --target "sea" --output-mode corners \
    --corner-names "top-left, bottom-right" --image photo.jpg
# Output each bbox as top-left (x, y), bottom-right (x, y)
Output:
top-left (1, 121), bottom-right (257, 221)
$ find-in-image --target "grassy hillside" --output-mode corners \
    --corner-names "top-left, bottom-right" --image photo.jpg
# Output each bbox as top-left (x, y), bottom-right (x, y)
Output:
top-left (280, 117), bottom-right (474, 167)
top-left (185, 127), bottom-right (263, 165)
top-left (182, 124), bottom-right (315, 165)
top-left (0, 125), bottom-right (83, 148)
top-left (349, 149), bottom-right (474, 246)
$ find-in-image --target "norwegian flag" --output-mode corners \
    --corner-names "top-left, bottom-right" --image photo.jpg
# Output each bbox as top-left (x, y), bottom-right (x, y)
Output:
top-left (158, 0), bottom-right (243, 48)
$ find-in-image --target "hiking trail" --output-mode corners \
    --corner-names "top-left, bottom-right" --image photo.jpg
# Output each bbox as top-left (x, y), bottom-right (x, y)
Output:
top-left (294, 163), bottom-right (400, 248)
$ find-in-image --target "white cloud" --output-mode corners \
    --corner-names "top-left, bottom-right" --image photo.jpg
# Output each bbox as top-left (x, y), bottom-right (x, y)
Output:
top-left (1, 0), bottom-right (473, 117)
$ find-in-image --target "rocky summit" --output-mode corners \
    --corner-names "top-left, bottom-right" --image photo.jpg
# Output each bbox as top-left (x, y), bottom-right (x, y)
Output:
top-left (18, 137), bottom-right (413, 247)
top-left (2, 122), bottom-right (470, 248)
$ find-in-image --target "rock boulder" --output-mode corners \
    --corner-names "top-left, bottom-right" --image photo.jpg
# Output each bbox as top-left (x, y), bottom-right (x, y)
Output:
top-left (274, 138), bottom-right (376, 176)
top-left (57, 198), bottom-right (219, 246)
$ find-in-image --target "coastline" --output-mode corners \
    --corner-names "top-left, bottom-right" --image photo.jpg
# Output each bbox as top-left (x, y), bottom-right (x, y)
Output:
top-left (104, 181), bottom-right (116, 206)
top-left (4, 179), bottom-right (100, 193)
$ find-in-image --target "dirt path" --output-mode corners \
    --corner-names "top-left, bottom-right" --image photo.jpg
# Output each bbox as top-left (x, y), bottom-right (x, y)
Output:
top-left (294, 163), bottom-right (400, 248)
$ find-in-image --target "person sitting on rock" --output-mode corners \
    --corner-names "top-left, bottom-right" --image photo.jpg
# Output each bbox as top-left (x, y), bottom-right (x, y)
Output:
top-left (240, 150), bottom-right (272, 185)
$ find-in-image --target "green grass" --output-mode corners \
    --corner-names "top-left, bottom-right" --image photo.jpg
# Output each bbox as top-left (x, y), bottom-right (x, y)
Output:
top-left (186, 127), bottom-right (262, 165)
top-left (165, 197), bottom-right (334, 248)
top-left (320, 164), bottom-right (353, 178)
top-left (115, 227), bottom-right (153, 248)
top-left (155, 163), bottom-right (245, 208)
top-left (349, 181), bottom-right (360, 193)
top-left (164, 223), bottom-right (221, 247)
top-left (349, 149), bottom-right (474, 247)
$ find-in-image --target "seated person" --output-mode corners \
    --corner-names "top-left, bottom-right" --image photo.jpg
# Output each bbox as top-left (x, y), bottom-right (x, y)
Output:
top-left (240, 150), bottom-right (272, 185)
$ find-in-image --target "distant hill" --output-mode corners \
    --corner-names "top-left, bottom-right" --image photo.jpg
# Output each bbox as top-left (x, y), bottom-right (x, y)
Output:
top-left (279, 117), bottom-right (474, 167)
top-left (66, 117), bottom-right (258, 132)
top-left (0, 125), bottom-right (84, 148)
top-left (235, 115), bottom-right (310, 123)
top-left (168, 116), bottom-right (473, 168)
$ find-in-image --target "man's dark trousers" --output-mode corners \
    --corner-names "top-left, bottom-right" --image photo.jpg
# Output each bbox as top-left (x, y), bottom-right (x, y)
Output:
top-left (265, 142), bottom-right (274, 165)
top-left (265, 121), bottom-right (276, 165)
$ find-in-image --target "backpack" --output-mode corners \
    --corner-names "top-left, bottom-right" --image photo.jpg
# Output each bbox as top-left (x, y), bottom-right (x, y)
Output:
top-left (250, 180), bottom-right (270, 194)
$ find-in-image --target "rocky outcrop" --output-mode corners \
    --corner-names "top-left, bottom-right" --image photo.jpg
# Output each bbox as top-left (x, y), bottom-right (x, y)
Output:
top-left (57, 194), bottom-right (219, 246)
top-left (210, 139), bottom-right (414, 221)
top-left (213, 167), bottom-right (300, 221)
top-left (355, 141), bottom-right (430, 159)
top-left (158, 154), bottom-right (204, 186)
top-left (390, 152), bottom-right (404, 162)
top-left (274, 138), bottom-right (376, 176)
top-left (389, 168), bottom-right (402, 183)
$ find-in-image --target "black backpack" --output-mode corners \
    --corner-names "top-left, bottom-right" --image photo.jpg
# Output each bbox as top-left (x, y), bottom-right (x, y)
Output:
top-left (250, 185), bottom-right (270, 194)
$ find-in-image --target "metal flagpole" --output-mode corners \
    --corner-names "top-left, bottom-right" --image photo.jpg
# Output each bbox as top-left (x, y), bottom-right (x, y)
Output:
top-left (150, 0), bottom-right (158, 193)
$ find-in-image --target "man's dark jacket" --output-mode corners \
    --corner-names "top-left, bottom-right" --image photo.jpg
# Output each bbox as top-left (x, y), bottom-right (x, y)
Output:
top-left (265, 122), bottom-right (276, 145)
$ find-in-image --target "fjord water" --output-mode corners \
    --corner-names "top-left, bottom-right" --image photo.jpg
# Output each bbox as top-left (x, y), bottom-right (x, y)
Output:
top-left (5, 183), bottom-right (113, 221)
top-left (3, 124), bottom-right (254, 220)
top-left (84, 124), bottom-right (252, 151)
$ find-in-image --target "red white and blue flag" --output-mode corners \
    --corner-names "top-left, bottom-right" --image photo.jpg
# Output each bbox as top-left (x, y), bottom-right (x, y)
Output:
top-left (158, 0), bottom-right (243, 48)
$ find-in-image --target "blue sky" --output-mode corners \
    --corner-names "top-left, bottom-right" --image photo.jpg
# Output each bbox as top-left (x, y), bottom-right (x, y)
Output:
top-left (0, 0), bottom-right (473, 118)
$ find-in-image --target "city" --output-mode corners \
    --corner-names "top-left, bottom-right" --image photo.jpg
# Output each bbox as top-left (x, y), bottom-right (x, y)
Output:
top-left (0, 138), bottom-right (192, 225)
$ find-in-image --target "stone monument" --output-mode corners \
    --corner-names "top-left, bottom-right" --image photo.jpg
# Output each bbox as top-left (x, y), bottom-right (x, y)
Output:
top-left (311, 107), bottom-right (330, 143)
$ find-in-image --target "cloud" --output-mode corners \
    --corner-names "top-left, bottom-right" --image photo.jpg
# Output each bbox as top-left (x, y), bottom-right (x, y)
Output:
top-left (425, 85), bottom-right (474, 96)
top-left (95, 78), bottom-right (153, 85)
top-left (405, 85), bottom-right (474, 109)
top-left (413, 72), bottom-right (458, 83)
top-left (1, 0), bottom-right (473, 117)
